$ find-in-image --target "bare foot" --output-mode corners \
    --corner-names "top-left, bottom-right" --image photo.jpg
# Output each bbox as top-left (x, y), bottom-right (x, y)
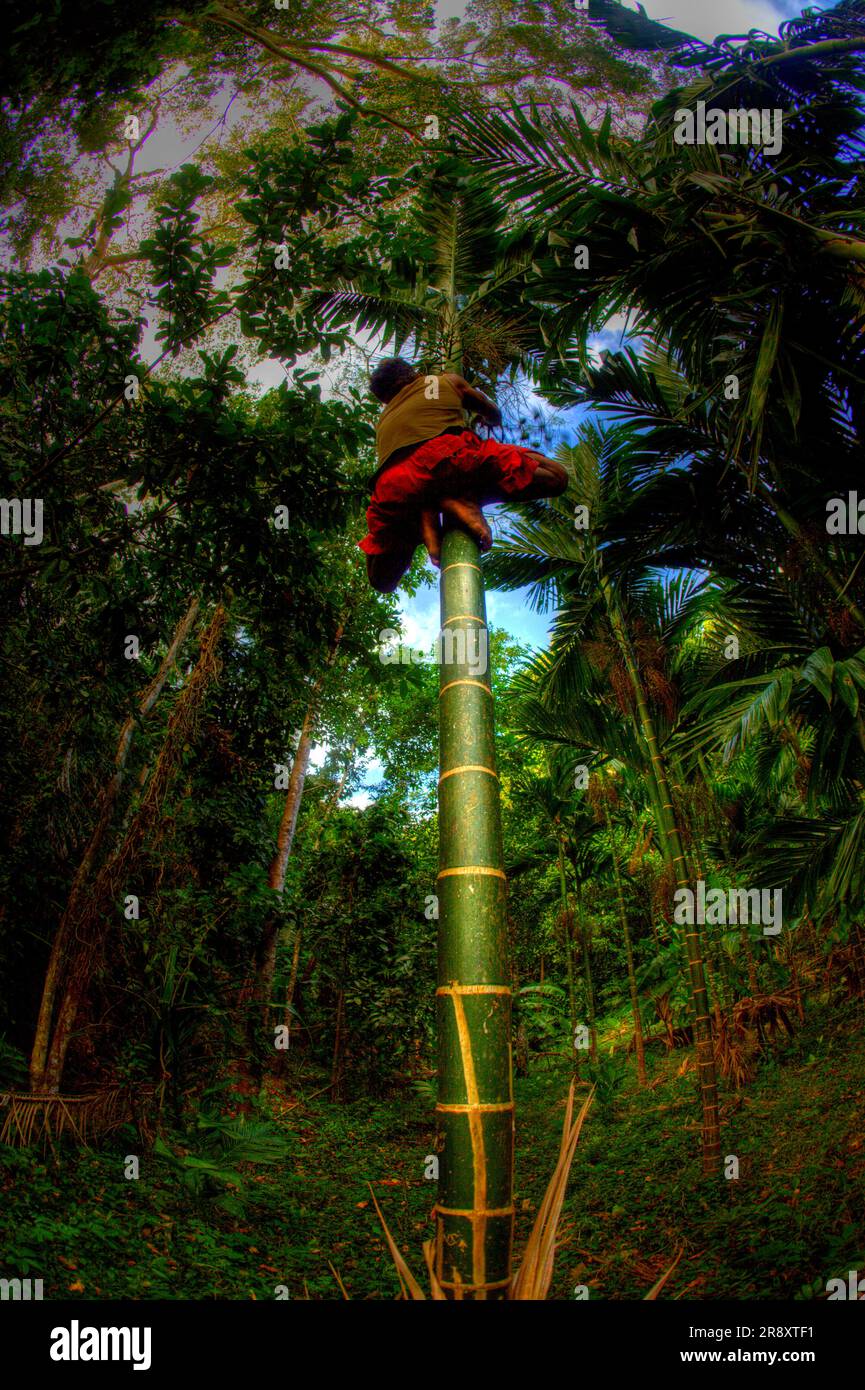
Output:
top-left (419, 507), bottom-right (443, 567)
top-left (440, 496), bottom-right (493, 552)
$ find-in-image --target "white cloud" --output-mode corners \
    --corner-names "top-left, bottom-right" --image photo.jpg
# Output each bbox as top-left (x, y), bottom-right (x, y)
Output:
top-left (436, 0), bottom-right (468, 23)
top-left (636, 0), bottom-right (799, 43)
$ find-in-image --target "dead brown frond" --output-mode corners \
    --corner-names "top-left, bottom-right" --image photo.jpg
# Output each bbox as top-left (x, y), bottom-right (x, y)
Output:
top-left (644, 1245), bottom-right (685, 1300)
top-left (369, 1083), bottom-right (594, 1301)
top-left (644, 665), bottom-right (678, 723)
top-left (733, 993), bottom-right (796, 1050)
top-left (556, 907), bottom-right (576, 943)
top-left (368, 1184), bottom-right (427, 1300)
top-left (628, 824), bottom-right (654, 874)
top-left (713, 1011), bottom-right (754, 1088)
top-left (509, 1083), bottom-right (595, 1299)
top-left (824, 940), bottom-right (865, 999)
top-left (609, 661), bottom-right (636, 717)
top-left (652, 861), bottom-right (677, 923)
top-left (328, 1262), bottom-right (350, 1300)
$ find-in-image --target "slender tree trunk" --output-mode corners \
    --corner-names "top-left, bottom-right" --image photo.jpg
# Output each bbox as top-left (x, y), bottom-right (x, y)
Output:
top-left (253, 617), bottom-right (346, 1027)
top-left (684, 758), bottom-right (736, 1014)
top-left (283, 929), bottom-right (304, 1032)
top-left (574, 880), bottom-right (598, 1063)
top-left (557, 839), bottom-right (578, 1039)
top-left (434, 524), bottom-right (513, 1300)
top-left (601, 799), bottom-right (646, 1085)
top-left (330, 990), bottom-right (345, 1101)
top-left (742, 930), bottom-right (759, 995)
top-left (29, 594), bottom-right (201, 1092)
top-left (507, 910), bottom-right (529, 1079)
top-left (37, 602), bottom-right (226, 1094)
top-left (280, 753), bottom-right (354, 1044)
top-left (604, 587), bottom-right (721, 1174)
top-left (786, 931), bottom-right (805, 1022)
top-left (688, 829), bottom-right (732, 1019)
top-left (852, 924), bottom-right (865, 1001)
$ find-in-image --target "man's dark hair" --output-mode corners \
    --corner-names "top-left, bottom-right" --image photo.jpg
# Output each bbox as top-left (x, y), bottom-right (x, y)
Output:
top-left (370, 357), bottom-right (417, 403)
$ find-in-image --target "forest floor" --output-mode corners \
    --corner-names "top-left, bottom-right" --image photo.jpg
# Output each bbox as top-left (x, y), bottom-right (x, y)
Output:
top-left (2, 997), bottom-right (863, 1300)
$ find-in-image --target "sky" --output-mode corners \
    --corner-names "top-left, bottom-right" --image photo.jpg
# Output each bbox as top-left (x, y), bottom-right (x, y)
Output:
top-left (588, 0), bottom-right (801, 42)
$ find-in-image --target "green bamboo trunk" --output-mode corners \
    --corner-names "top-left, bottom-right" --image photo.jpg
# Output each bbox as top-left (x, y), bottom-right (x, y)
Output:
top-left (435, 524), bottom-right (514, 1298)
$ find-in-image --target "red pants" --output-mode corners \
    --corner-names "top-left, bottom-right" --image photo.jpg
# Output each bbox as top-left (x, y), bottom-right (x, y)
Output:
top-left (359, 429), bottom-right (540, 557)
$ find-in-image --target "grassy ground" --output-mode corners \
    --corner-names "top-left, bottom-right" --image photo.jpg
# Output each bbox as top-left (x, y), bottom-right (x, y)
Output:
top-left (1, 998), bottom-right (863, 1300)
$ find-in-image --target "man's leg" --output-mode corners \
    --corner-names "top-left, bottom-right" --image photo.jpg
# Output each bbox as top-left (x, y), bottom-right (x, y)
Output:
top-left (436, 445), bottom-right (568, 510)
top-left (414, 446), bottom-right (567, 569)
top-left (473, 452), bottom-right (568, 504)
top-left (516, 453), bottom-right (569, 500)
top-left (431, 455), bottom-right (566, 554)
top-left (366, 546), bottom-right (416, 594)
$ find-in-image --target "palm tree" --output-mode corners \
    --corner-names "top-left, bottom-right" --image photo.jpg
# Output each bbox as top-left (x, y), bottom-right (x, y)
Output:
top-left (453, 21), bottom-right (865, 628)
top-left (486, 424), bottom-right (723, 1172)
top-left (308, 162), bottom-right (539, 393)
top-left (311, 164), bottom-right (546, 1296)
top-left (592, 771), bottom-right (647, 1083)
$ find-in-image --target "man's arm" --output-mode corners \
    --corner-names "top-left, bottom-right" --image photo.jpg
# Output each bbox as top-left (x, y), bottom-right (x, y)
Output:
top-left (444, 373), bottom-right (503, 429)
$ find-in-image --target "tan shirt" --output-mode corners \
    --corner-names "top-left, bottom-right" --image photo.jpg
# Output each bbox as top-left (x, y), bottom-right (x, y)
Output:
top-left (375, 375), bottom-right (465, 467)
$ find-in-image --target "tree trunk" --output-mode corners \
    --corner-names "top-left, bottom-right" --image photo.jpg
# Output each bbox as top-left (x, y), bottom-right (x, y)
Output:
top-left (557, 839), bottom-right (578, 1041)
top-left (253, 617), bottom-right (347, 1028)
top-left (575, 880), bottom-right (598, 1063)
top-left (507, 910), bottom-right (529, 1079)
top-left (29, 594), bottom-right (201, 1092)
top-left (330, 990), bottom-right (345, 1102)
top-left (434, 524), bottom-right (513, 1300)
top-left (605, 589), bottom-right (721, 1174)
top-left (742, 930), bottom-right (759, 995)
top-left (283, 927), bottom-right (304, 1035)
top-left (787, 931), bottom-right (805, 1022)
top-left (36, 602), bottom-right (226, 1094)
top-left (602, 799), bottom-right (646, 1085)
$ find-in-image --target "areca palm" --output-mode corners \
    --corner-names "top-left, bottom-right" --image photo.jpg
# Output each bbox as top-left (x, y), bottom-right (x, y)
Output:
top-left (573, 413), bottom-right (865, 962)
top-left (308, 162), bottom-right (539, 389)
top-left (453, 16), bottom-right (865, 626)
top-left (310, 162), bottom-right (546, 1297)
top-left (549, 347), bottom-right (865, 634)
top-left (487, 424), bottom-right (723, 1172)
top-left (670, 574), bottom-right (865, 927)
